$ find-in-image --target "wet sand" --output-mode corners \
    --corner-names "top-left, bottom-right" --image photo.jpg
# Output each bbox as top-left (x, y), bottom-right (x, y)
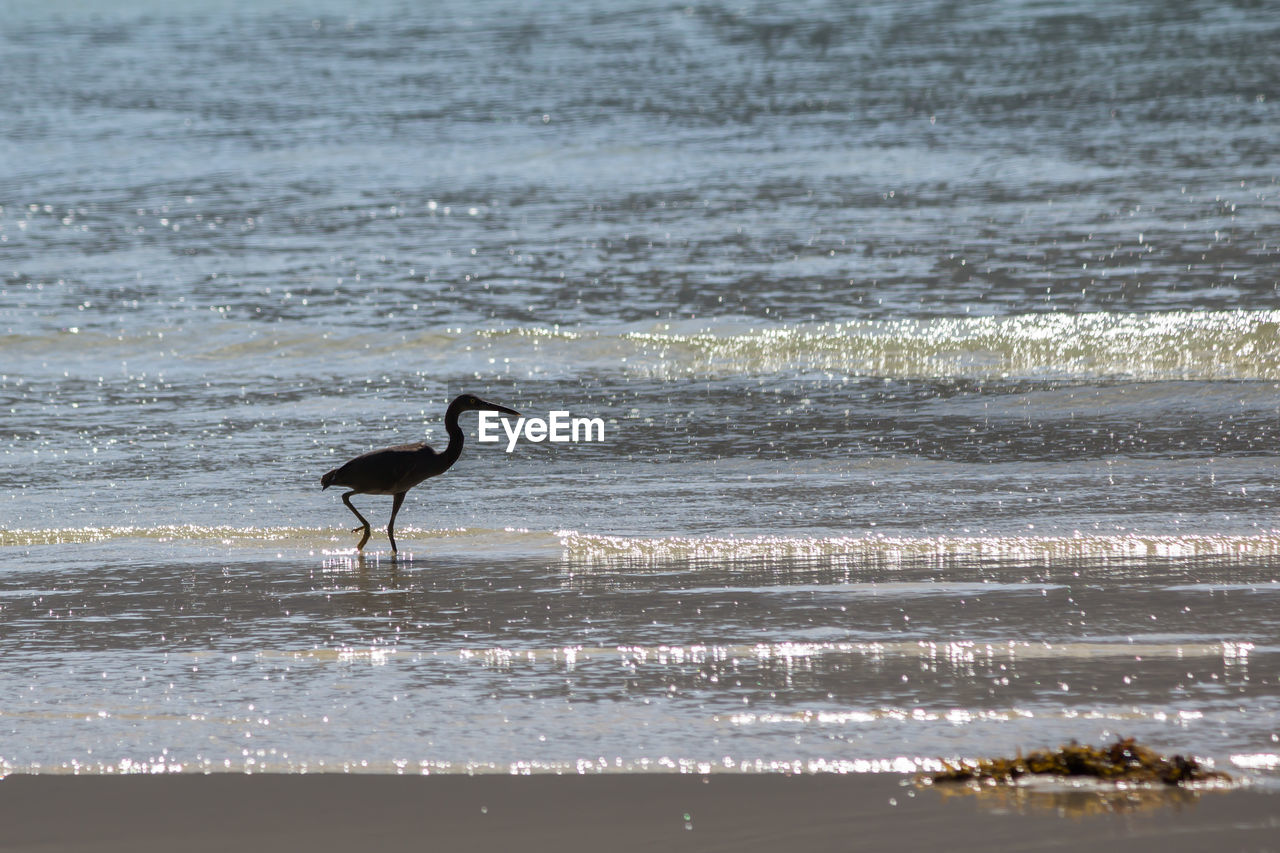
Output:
top-left (1, 773), bottom-right (1276, 852)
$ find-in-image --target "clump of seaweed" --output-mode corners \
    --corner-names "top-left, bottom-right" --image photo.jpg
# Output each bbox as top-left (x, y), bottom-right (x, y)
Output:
top-left (928, 738), bottom-right (1230, 787)
top-left (931, 780), bottom-right (1206, 817)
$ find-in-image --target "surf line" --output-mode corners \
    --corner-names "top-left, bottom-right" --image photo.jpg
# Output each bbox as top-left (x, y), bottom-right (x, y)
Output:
top-left (477, 410), bottom-right (606, 453)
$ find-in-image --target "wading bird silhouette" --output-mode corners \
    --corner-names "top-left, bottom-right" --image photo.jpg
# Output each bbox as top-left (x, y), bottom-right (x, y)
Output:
top-left (321, 393), bottom-right (520, 553)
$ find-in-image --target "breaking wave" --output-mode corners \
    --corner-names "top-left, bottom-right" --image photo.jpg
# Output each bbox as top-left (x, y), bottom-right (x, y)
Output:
top-left (6, 309), bottom-right (1279, 381)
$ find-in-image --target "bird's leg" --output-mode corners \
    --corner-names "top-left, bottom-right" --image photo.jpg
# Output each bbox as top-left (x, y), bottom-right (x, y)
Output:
top-left (387, 491), bottom-right (406, 554)
top-left (341, 491), bottom-right (372, 551)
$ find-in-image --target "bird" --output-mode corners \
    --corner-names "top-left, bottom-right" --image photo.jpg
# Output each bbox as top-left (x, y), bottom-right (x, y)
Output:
top-left (321, 393), bottom-right (520, 553)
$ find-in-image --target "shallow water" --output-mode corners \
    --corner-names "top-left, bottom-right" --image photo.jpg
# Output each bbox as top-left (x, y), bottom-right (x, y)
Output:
top-left (2, 0), bottom-right (1279, 780)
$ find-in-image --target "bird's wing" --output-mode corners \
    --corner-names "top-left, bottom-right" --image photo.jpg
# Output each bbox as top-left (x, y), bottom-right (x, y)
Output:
top-left (387, 442), bottom-right (434, 454)
top-left (332, 443), bottom-right (436, 493)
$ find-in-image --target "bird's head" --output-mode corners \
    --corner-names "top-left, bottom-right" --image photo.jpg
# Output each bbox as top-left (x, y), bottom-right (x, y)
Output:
top-left (451, 393), bottom-right (520, 418)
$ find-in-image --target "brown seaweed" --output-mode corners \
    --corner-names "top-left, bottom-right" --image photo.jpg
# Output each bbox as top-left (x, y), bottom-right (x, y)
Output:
top-left (931, 780), bottom-right (1207, 817)
top-left (926, 737), bottom-right (1231, 787)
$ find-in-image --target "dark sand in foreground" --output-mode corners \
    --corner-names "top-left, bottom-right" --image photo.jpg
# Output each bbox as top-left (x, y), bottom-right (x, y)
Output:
top-left (1, 773), bottom-right (1276, 852)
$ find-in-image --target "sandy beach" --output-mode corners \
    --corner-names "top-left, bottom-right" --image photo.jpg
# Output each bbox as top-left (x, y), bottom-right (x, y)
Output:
top-left (1, 773), bottom-right (1275, 853)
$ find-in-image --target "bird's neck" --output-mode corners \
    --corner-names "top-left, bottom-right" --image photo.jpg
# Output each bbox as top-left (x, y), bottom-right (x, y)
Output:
top-left (441, 404), bottom-right (466, 465)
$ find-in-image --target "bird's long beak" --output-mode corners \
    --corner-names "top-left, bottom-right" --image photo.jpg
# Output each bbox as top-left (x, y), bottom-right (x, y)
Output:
top-left (482, 401), bottom-right (521, 418)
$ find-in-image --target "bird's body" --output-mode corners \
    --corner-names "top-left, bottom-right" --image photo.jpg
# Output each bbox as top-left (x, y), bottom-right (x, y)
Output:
top-left (323, 442), bottom-right (451, 496)
top-left (321, 394), bottom-right (519, 552)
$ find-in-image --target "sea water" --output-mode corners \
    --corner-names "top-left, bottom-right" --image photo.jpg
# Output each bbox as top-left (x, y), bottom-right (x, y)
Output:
top-left (2, 0), bottom-right (1279, 780)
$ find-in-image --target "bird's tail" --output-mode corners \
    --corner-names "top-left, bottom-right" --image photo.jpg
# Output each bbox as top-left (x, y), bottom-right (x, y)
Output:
top-left (321, 469), bottom-right (338, 490)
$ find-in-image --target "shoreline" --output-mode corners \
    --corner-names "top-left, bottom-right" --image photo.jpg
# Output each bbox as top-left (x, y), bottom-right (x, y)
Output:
top-left (1, 773), bottom-right (1276, 852)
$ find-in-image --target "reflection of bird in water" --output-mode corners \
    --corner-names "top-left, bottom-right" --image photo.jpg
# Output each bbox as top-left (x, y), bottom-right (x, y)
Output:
top-left (321, 394), bottom-right (520, 553)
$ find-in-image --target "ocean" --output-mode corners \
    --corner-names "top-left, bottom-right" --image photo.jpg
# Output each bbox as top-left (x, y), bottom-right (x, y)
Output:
top-left (2, 0), bottom-right (1279, 782)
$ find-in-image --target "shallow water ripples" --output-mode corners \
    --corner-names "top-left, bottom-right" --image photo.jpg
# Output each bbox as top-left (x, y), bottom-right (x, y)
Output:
top-left (1, 546), bottom-right (1278, 777)
top-left (4, 346), bottom-right (1280, 536)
